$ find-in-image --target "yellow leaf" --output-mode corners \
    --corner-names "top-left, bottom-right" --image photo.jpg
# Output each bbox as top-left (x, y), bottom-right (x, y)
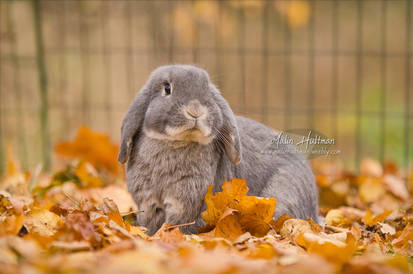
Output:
top-left (358, 178), bottom-right (385, 203)
top-left (24, 209), bottom-right (62, 237)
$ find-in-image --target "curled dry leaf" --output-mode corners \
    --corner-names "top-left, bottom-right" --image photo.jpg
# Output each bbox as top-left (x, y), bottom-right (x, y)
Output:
top-left (279, 219), bottom-right (313, 239)
top-left (271, 214), bottom-right (292, 233)
top-left (325, 209), bottom-right (352, 227)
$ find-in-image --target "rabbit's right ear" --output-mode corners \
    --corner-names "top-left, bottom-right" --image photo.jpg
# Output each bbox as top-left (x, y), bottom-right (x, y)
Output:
top-left (118, 88), bottom-right (151, 164)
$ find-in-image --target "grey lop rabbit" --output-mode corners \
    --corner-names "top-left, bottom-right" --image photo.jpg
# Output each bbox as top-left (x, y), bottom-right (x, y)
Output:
top-left (118, 65), bottom-right (319, 235)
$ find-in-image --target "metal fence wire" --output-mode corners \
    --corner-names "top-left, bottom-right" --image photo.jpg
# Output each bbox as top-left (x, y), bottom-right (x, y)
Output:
top-left (0, 0), bottom-right (412, 174)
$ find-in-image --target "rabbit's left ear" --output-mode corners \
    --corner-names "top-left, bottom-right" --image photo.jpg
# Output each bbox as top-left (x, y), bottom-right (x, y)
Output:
top-left (221, 118), bottom-right (242, 165)
top-left (213, 90), bottom-right (242, 165)
top-left (118, 87), bottom-right (151, 164)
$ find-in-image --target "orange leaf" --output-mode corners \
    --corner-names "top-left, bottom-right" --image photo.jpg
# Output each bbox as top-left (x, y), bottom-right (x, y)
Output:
top-left (201, 178), bottom-right (276, 237)
top-left (270, 214), bottom-right (292, 233)
top-left (296, 232), bottom-right (358, 264)
top-left (214, 208), bottom-right (244, 241)
top-left (362, 209), bottom-right (392, 226)
top-left (0, 214), bottom-right (24, 236)
top-left (55, 126), bottom-right (120, 175)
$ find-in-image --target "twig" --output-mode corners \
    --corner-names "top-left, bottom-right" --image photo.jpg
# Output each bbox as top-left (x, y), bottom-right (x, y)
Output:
top-left (63, 191), bottom-right (80, 209)
top-left (166, 221), bottom-right (196, 230)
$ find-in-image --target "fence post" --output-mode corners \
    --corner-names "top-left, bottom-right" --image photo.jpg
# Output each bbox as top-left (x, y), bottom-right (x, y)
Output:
top-left (32, 0), bottom-right (51, 170)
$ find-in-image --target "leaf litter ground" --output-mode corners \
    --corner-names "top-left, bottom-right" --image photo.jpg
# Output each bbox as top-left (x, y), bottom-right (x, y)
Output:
top-left (0, 127), bottom-right (412, 274)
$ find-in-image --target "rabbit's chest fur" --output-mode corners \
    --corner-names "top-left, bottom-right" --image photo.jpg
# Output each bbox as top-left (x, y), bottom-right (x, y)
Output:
top-left (126, 135), bottom-right (218, 233)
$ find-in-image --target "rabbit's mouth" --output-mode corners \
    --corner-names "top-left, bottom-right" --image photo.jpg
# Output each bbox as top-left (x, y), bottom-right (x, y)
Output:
top-left (143, 123), bottom-right (215, 145)
top-left (165, 123), bottom-right (214, 144)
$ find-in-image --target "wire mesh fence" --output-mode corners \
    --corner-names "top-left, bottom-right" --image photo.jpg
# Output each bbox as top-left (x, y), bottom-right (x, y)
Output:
top-left (0, 0), bottom-right (412, 174)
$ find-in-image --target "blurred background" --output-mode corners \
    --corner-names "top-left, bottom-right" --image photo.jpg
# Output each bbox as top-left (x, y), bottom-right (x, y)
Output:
top-left (0, 0), bottom-right (412, 174)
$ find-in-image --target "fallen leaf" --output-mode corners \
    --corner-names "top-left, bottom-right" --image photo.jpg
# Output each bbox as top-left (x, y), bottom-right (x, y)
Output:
top-left (280, 219), bottom-right (313, 239)
top-left (0, 215), bottom-right (24, 236)
top-left (325, 209), bottom-right (352, 227)
top-left (392, 224), bottom-right (413, 255)
top-left (24, 209), bottom-right (62, 237)
top-left (382, 175), bottom-right (409, 201)
top-left (201, 178), bottom-right (276, 237)
top-left (379, 223), bottom-right (396, 235)
top-left (296, 232), bottom-right (358, 264)
top-left (50, 240), bottom-right (91, 251)
top-left (271, 214), bottom-right (292, 233)
top-left (55, 126), bottom-right (120, 175)
top-left (362, 209), bottom-right (392, 226)
top-left (214, 208), bottom-right (244, 241)
top-left (360, 158), bottom-right (383, 178)
top-left (358, 178), bottom-right (385, 203)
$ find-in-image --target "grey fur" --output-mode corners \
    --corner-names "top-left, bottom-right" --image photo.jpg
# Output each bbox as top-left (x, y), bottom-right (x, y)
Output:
top-left (119, 65), bottom-right (318, 235)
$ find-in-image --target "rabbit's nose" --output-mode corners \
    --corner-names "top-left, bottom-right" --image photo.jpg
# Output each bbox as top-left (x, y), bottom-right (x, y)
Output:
top-left (184, 100), bottom-right (207, 119)
top-left (186, 109), bottom-right (201, 119)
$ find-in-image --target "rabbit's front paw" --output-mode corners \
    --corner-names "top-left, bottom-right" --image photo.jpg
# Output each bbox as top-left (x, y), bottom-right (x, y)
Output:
top-left (164, 196), bottom-right (201, 234)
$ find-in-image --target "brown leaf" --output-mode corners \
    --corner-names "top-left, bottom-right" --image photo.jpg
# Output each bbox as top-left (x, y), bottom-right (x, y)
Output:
top-left (63, 211), bottom-right (101, 244)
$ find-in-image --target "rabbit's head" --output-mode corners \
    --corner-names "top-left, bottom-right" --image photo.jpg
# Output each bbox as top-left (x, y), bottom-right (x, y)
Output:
top-left (118, 65), bottom-right (241, 165)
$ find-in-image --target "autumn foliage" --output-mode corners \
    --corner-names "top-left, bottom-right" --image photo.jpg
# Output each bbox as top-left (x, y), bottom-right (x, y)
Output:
top-left (0, 126), bottom-right (412, 274)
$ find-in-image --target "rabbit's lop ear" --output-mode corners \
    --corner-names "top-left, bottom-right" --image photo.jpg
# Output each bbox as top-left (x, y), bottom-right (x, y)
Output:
top-left (118, 88), bottom-right (150, 164)
top-left (216, 94), bottom-right (242, 165)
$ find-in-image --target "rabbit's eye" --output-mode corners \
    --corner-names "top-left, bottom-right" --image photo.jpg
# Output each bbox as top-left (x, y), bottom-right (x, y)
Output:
top-left (163, 83), bottom-right (172, 96)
